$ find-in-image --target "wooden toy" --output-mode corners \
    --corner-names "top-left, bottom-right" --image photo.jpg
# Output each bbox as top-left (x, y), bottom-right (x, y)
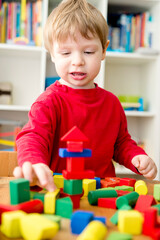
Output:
top-left (53, 175), bottom-right (64, 189)
top-left (88, 189), bottom-right (118, 205)
top-left (135, 180), bottom-right (148, 195)
top-left (115, 186), bottom-right (133, 192)
top-left (83, 179), bottom-right (96, 197)
top-left (94, 177), bottom-right (101, 189)
top-left (32, 192), bottom-right (45, 203)
top-left (9, 178), bottom-right (30, 205)
top-left (67, 141), bottom-right (83, 152)
top-left (134, 195), bottom-right (156, 212)
top-left (119, 178), bottom-right (136, 187)
top-left (101, 177), bottom-right (120, 188)
top-left (20, 213), bottom-right (59, 240)
top-left (116, 191), bottom-right (139, 209)
top-left (93, 216), bottom-right (106, 224)
top-left (60, 188), bottom-right (83, 209)
top-left (107, 231), bottom-right (132, 240)
top-left (44, 189), bottom-right (60, 214)
top-left (154, 184), bottom-right (160, 201)
top-left (59, 148), bottom-right (92, 157)
top-left (98, 197), bottom-right (117, 209)
top-left (1, 210), bottom-right (26, 238)
top-left (61, 126), bottom-right (88, 142)
top-left (70, 210), bottom-right (94, 234)
top-left (76, 220), bottom-right (107, 240)
top-left (55, 197), bottom-right (73, 219)
top-left (152, 204), bottom-right (160, 215)
top-left (66, 157), bottom-right (84, 172)
top-left (118, 210), bottom-right (143, 235)
top-left (110, 205), bottom-right (132, 225)
top-left (116, 190), bottom-right (131, 197)
top-left (62, 169), bottom-right (95, 179)
top-left (64, 179), bottom-right (83, 195)
top-left (42, 214), bottom-right (61, 229)
top-left (0, 199), bottom-right (43, 224)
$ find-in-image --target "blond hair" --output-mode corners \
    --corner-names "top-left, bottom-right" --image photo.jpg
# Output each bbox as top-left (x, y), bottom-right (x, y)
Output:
top-left (44, 0), bottom-right (109, 53)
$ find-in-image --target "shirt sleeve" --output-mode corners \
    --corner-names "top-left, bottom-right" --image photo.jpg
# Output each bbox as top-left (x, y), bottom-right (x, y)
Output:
top-left (113, 103), bottom-right (147, 174)
top-left (16, 101), bottom-right (57, 167)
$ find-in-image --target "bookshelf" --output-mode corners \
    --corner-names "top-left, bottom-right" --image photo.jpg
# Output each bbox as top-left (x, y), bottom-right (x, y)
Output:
top-left (0, 0), bottom-right (160, 180)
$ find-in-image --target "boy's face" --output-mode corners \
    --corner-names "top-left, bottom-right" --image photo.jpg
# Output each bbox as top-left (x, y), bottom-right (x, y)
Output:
top-left (51, 31), bottom-right (108, 89)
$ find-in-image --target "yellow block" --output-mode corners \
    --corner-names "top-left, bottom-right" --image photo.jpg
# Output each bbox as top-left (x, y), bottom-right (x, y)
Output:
top-left (44, 189), bottom-right (60, 214)
top-left (83, 179), bottom-right (96, 197)
top-left (118, 210), bottom-right (144, 235)
top-left (1, 210), bottom-right (26, 238)
top-left (53, 175), bottom-right (64, 189)
top-left (135, 180), bottom-right (148, 195)
top-left (77, 220), bottom-right (107, 240)
top-left (20, 213), bottom-right (59, 240)
top-left (0, 139), bottom-right (15, 146)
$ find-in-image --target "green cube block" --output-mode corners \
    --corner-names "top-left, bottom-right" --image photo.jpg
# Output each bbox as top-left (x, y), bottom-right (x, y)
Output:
top-left (107, 231), bottom-right (132, 240)
top-left (32, 192), bottom-right (45, 203)
top-left (55, 197), bottom-right (73, 218)
top-left (154, 184), bottom-right (160, 201)
top-left (9, 178), bottom-right (30, 205)
top-left (63, 179), bottom-right (83, 195)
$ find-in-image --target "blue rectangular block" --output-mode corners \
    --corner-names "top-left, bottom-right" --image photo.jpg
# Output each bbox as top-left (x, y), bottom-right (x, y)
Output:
top-left (93, 216), bottom-right (106, 224)
top-left (94, 177), bottom-right (101, 189)
top-left (59, 148), bottom-right (92, 157)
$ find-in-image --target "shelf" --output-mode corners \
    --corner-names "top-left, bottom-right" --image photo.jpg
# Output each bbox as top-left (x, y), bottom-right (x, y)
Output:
top-left (108, 0), bottom-right (158, 9)
top-left (0, 105), bottom-right (30, 112)
top-left (125, 111), bottom-right (155, 117)
top-left (106, 51), bottom-right (158, 65)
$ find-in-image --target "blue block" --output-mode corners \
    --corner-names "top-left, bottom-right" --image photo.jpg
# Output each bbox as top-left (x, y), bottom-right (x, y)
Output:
top-left (94, 177), bottom-right (101, 189)
top-left (93, 216), bottom-right (106, 224)
top-left (59, 148), bottom-right (92, 157)
top-left (70, 210), bottom-right (94, 234)
top-left (53, 172), bottom-right (62, 176)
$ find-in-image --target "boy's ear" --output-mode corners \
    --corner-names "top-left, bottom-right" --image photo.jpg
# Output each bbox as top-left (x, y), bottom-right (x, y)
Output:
top-left (102, 40), bottom-right (110, 60)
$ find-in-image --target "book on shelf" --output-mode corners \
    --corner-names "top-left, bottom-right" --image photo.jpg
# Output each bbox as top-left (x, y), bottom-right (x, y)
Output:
top-left (0, 0), bottom-right (43, 46)
top-left (108, 11), bottom-right (155, 53)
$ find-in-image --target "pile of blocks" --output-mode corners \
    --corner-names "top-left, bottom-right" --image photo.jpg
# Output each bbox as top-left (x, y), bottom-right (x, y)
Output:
top-left (0, 126), bottom-right (160, 240)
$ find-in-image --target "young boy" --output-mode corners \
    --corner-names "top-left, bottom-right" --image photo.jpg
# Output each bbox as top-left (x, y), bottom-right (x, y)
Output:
top-left (13, 0), bottom-right (157, 191)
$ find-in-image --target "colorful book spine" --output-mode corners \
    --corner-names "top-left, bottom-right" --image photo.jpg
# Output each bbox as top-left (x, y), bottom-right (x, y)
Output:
top-left (16, 3), bottom-right (21, 37)
top-left (20, 0), bottom-right (26, 37)
top-left (36, 0), bottom-right (42, 46)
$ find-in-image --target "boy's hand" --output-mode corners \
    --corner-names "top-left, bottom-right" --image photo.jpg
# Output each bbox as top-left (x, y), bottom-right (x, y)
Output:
top-left (131, 154), bottom-right (157, 180)
top-left (13, 162), bottom-right (57, 192)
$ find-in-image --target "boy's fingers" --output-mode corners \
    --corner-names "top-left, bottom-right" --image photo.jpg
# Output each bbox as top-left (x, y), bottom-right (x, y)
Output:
top-left (131, 157), bottom-right (140, 168)
top-left (22, 161), bottom-right (34, 183)
top-left (13, 166), bottom-right (24, 178)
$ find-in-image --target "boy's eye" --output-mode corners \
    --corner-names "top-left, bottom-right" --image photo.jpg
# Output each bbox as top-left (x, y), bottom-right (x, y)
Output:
top-left (61, 52), bottom-right (70, 55)
top-left (84, 51), bottom-right (95, 54)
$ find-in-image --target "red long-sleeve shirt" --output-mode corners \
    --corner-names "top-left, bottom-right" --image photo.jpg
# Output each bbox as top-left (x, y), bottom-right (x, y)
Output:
top-left (16, 81), bottom-right (146, 177)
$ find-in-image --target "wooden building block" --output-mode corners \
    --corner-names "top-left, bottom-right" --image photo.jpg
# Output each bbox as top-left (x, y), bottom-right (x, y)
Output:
top-left (42, 214), bottom-right (61, 229)
top-left (20, 213), bottom-right (59, 240)
top-left (67, 141), bottom-right (83, 152)
top-left (119, 178), bottom-right (136, 187)
top-left (116, 192), bottom-right (139, 209)
top-left (60, 126), bottom-right (89, 142)
top-left (118, 210), bottom-right (143, 235)
top-left (115, 186), bottom-right (133, 192)
top-left (135, 195), bottom-right (156, 213)
top-left (152, 204), bottom-right (160, 215)
top-left (93, 216), bottom-right (106, 225)
top-left (71, 210), bottom-right (94, 234)
top-left (98, 197), bottom-right (117, 209)
top-left (154, 184), bottom-right (160, 201)
top-left (32, 192), bottom-right (45, 203)
top-left (62, 170), bottom-right (95, 180)
top-left (55, 197), bottom-right (73, 219)
top-left (135, 180), bottom-right (148, 195)
top-left (83, 179), bottom-right (96, 197)
top-left (88, 189), bottom-right (117, 205)
top-left (64, 179), bottom-right (83, 195)
top-left (44, 189), bottom-right (60, 214)
top-left (9, 178), bottom-right (30, 205)
top-left (116, 190), bottom-right (131, 197)
top-left (60, 189), bottom-right (82, 209)
top-left (142, 208), bottom-right (158, 235)
top-left (94, 177), bottom-right (101, 189)
top-left (53, 175), bottom-right (64, 189)
top-left (77, 220), bottom-right (107, 240)
top-left (100, 180), bottom-right (118, 188)
top-left (59, 148), bottom-right (92, 157)
top-left (1, 210), bottom-right (26, 238)
top-left (107, 231), bottom-right (132, 240)
top-left (66, 157), bottom-right (84, 172)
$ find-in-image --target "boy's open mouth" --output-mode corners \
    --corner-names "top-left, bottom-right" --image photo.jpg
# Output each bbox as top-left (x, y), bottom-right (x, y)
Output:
top-left (70, 72), bottom-right (87, 80)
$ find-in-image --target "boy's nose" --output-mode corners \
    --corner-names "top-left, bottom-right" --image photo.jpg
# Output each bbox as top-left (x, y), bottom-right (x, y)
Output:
top-left (72, 52), bottom-right (85, 66)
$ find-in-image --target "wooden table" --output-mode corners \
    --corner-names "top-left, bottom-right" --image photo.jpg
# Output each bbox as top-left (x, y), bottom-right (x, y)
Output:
top-left (0, 177), bottom-right (157, 240)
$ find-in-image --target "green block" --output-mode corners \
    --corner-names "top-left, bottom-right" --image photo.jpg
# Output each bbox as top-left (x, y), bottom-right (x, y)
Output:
top-left (153, 184), bottom-right (160, 201)
top-left (9, 178), bottom-right (30, 205)
top-left (116, 191), bottom-right (139, 209)
top-left (110, 205), bottom-right (132, 225)
top-left (115, 186), bottom-right (133, 191)
top-left (32, 192), bottom-right (45, 203)
top-left (152, 204), bottom-right (160, 215)
top-left (63, 179), bottom-right (83, 195)
top-left (107, 231), bottom-right (132, 240)
top-left (55, 197), bottom-right (73, 219)
top-left (42, 214), bottom-right (61, 229)
top-left (88, 189), bottom-right (118, 205)
top-left (97, 187), bottom-right (115, 191)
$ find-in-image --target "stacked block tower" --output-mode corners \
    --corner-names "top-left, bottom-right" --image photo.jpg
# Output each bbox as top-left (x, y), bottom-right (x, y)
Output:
top-left (59, 126), bottom-right (95, 208)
